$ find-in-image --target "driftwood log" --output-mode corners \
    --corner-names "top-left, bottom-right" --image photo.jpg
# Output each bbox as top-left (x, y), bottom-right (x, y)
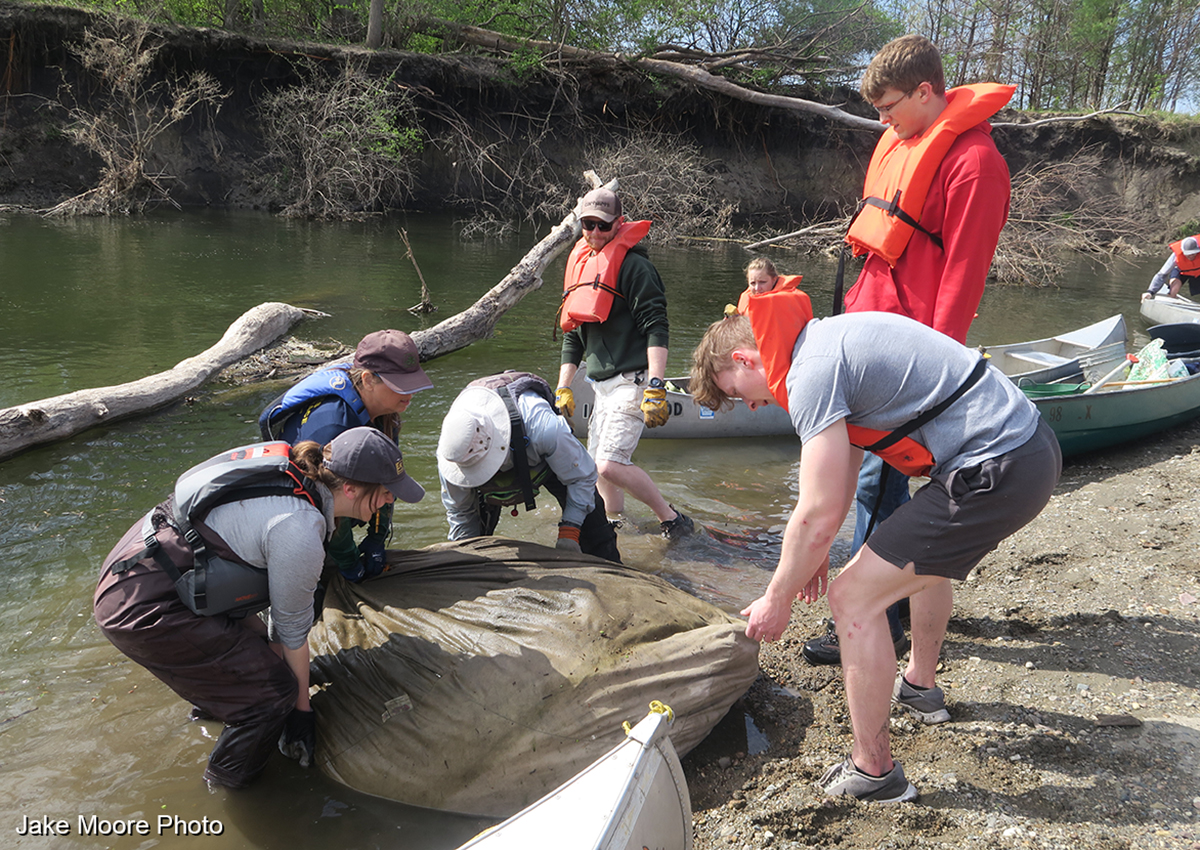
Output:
top-left (324, 175), bottom-right (610, 368)
top-left (0, 302), bottom-right (313, 462)
top-left (1, 181), bottom-right (605, 462)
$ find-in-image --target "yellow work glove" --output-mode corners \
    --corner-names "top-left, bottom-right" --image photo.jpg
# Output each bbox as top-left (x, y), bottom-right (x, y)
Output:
top-left (641, 382), bottom-right (669, 428)
top-left (723, 303), bottom-right (739, 317)
top-left (555, 386), bottom-right (575, 417)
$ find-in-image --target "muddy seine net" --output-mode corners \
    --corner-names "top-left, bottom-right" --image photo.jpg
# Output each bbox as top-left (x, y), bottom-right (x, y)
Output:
top-left (308, 537), bottom-right (760, 817)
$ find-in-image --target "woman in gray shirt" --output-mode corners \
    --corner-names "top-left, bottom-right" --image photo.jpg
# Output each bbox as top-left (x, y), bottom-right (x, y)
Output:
top-left (94, 427), bottom-right (425, 789)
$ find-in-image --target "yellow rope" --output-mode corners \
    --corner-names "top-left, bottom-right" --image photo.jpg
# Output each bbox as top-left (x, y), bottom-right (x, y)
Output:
top-left (623, 700), bottom-right (675, 735)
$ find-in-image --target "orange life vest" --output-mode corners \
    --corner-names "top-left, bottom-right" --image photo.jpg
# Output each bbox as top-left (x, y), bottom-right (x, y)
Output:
top-left (847, 83), bottom-right (1015, 267)
top-left (1170, 236), bottom-right (1200, 276)
top-left (736, 274), bottom-right (803, 315)
top-left (746, 288), bottom-right (985, 478)
top-left (559, 220), bottom-right (652, 332)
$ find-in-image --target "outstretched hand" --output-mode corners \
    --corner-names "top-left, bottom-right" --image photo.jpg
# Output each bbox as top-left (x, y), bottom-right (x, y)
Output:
top-left (796, 558), bottom-right (830, 604)
top-left (741, 593), bottom-right (792, 643)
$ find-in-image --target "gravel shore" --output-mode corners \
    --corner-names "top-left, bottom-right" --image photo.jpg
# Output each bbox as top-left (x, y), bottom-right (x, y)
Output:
top-left (682, 419), bottom-right (1200, 850)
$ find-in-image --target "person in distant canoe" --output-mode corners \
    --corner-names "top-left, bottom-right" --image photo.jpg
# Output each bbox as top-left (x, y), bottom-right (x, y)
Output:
top-left (94, 428), bottom-right (425, 790)
top-left (689, 286), bottom-right (1061, 804)
top-left (437, 371), bottom-right (621, 562)
top-left (258, 330), bottom-right (433, 581)
top-left (734, 258), bottom-right (803, 315)
top-left (1142, 236), bottom-right (1200, 300)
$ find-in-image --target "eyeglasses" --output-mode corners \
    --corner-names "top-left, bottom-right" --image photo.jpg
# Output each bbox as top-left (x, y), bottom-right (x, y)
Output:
top-left (874, 88), bottom-right (916, 117)
top-left (581, 219), bottom-right (614, 232)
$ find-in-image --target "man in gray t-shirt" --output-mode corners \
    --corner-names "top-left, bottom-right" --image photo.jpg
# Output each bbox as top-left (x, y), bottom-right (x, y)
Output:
top-left (689, 291), bottom-right (1061, 803)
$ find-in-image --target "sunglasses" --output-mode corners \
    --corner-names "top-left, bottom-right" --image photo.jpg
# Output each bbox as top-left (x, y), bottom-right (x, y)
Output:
top-left (581, 219), bottom-right (614, 232)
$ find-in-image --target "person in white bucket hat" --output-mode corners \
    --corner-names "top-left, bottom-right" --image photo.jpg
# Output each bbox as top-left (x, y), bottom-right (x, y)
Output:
top-left (437, 372), bottom-right (620, 562)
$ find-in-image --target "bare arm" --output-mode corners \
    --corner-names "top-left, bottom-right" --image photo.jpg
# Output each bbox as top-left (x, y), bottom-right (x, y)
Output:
top-left (282, 644), bottom-right (311, 711)
top-left (647, 345), bottom-right (668, 382)
top-left (742, 421), bottom-right (858, 642)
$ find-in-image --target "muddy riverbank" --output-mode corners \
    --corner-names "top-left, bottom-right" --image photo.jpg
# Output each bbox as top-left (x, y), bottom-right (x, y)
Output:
top-left (683, 419), bottom-right (1200, 850)
top-left (2, 0), bottom-right (1200, 236)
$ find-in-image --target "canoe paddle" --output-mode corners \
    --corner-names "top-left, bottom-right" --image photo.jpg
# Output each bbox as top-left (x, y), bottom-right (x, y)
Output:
top-left (1084, 354), bottom-right (1138, 394)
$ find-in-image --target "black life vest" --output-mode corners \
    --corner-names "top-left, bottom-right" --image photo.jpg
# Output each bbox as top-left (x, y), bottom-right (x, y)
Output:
top-left (109, 442), bottom-right (323, 617)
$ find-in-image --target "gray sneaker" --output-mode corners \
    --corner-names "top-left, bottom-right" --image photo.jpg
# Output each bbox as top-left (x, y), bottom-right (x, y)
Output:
top-left (892, 675), bottom-right (951, 724)
top-left (818, 758), bottom-right (918, 803)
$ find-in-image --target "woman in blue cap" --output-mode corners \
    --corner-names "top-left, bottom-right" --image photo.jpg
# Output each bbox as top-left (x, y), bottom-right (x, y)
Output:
top-left (94, 427), bottom-right (425, 789)
top-left (258, 329), bottom-right (434, 581)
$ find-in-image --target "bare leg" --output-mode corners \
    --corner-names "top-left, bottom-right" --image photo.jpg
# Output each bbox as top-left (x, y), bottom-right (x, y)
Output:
top-left (828, 548), bottom-right (946, 775)
top-left (596, 458), bottom-right (676, 522)
top-left (903, 580), bottom-right (953, 688)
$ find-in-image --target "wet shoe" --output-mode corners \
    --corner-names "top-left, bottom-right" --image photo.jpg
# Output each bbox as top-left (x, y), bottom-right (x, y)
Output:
top-left (818, 757), bottom-right (918, 803)
top-left (893, 675), bottom-right (951, 724)
top-left (660, 508), bottom-right (695, 540)
top-left (189, 705), bottom-right (217, 722)
top-left (802, 621), bottom-right (911, 666)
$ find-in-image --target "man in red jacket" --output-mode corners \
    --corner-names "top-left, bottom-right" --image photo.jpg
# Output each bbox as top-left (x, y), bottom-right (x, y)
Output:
top-left (805, 34), bottom-right (1012, 667)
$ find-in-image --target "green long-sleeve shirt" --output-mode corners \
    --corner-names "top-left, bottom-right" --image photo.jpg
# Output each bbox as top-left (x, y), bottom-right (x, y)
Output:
top-left (560, 245), bottom-right (670, 380)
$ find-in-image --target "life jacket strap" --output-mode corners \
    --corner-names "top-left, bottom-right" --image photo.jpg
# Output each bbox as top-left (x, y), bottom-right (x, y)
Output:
top-left (858, 357), bottom-right (988, 540)
top-left (834, 190), bottom-right (946, 317)
top-left (862, 190), bottom-right (944, 251)
top-left (861, 356), bottom-right (987, 453)
top-left (497, 386), bottom-right (537, 512)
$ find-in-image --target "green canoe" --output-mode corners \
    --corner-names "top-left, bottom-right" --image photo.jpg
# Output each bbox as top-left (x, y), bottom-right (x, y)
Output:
top-left (1030, 371), bottom-right (1200, 457)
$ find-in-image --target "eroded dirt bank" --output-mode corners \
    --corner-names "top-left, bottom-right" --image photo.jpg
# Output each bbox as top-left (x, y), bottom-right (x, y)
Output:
top-left (2, 0), bottom-right (1200, 234)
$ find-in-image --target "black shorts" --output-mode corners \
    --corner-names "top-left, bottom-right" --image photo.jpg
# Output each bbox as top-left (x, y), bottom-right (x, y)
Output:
top-left (866, 419), bottom-right (1061, 580)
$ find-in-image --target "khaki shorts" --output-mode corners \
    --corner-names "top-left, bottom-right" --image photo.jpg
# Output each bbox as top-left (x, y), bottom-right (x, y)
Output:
top-left (866, 418), bottom-right (1061, 580)
top-left (587, 370), bottom-right (646, 465)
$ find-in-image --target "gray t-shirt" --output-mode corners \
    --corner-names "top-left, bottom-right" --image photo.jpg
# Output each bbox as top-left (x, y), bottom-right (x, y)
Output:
top-left (206, 487), bottom-right (335, 650)
top-left (786, 312), bottom-right (1041, 475)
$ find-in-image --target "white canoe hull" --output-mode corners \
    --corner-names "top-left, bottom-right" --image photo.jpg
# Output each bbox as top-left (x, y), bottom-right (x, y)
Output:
top-left (455, 710), bottom-right (693, 850)
top-left (979, 313), bottom-right (1126, 385)
top-left (1140, 295), bottom-right (1200, 326)
top-left (567, 365), bottom-right (794, 440)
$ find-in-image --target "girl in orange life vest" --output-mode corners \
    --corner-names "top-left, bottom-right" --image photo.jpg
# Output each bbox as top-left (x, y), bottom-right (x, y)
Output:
top-left (734, 258), bottom-right (803, 315)
top-left (1143, 236), bottom-right (1200, 300)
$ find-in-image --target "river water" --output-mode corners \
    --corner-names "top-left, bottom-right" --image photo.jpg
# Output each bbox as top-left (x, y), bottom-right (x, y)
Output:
top-left (0, 210), bottom-right (1169, 848)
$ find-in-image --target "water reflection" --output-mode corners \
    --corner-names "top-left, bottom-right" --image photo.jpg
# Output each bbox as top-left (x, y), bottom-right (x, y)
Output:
top-left (0, 210), bottom-right (1166, 847)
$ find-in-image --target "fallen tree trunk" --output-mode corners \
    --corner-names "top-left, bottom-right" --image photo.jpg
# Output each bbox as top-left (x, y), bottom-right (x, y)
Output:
top-left (2, 180), bottom-right (606, 461)
top-left (0, 302), bottom-right (313, 462)
top-left (425, 20), bottom-right (884, 133)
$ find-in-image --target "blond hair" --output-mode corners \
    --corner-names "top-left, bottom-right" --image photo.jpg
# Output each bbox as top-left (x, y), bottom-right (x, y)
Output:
top-left (744, 256), bottom-right (778, 281)
top-left (860, 34), bottom-right (945, 102)
top-left (689, 314), bottom-right (758, 412)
